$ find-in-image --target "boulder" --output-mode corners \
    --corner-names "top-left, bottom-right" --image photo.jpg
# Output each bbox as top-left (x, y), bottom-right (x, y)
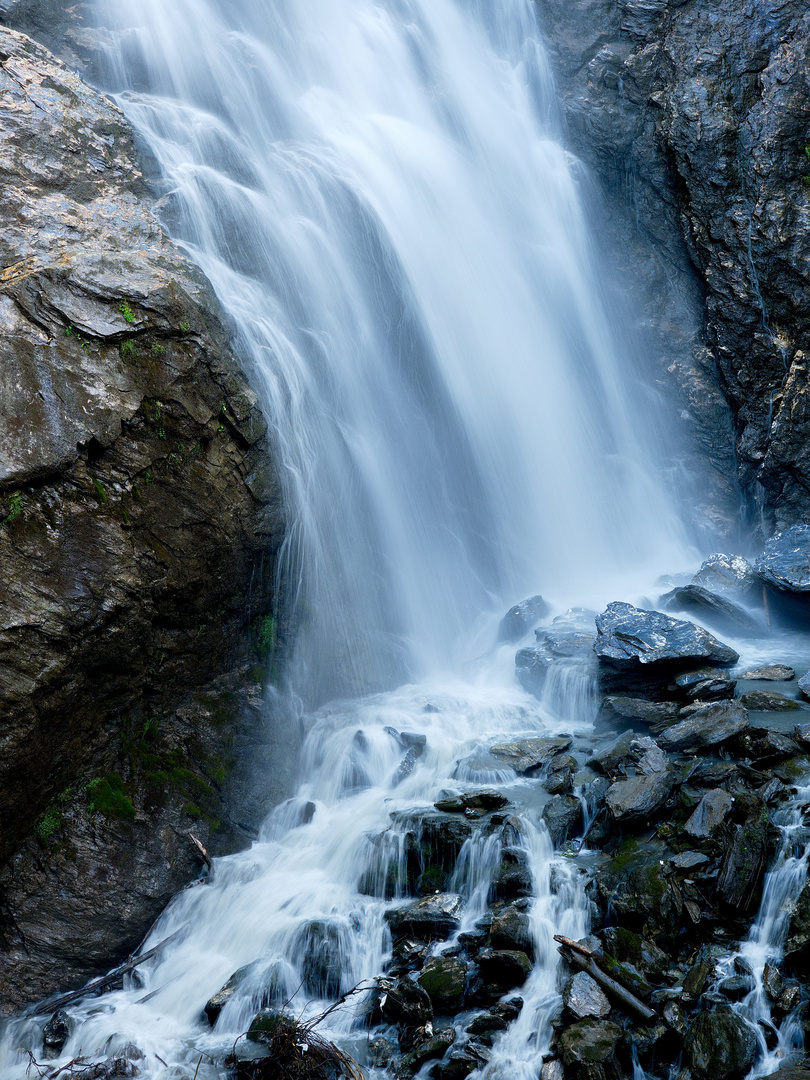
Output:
top-left (799, 672), bottom-right (810, 701)
top-left (594, 602), bottom-right (739, 671)
top-left (498, 595), bottom-right (550, 643)
top-left (756, 525), bottom-right (810, 592)
top-left (542, 794), bottom-right (583, 846)
top-left (295, 919), bottom-right (351, 998)
top-left (516, 629), bottom-right (595, 697)
top-left (686, 1010), bottom-right (757, 1080)
top-left (558, 1018), bottom-right (622, 1080)
top-left (717, 814), bottom-right (769, 912)
top-left (656, 700), bottom-right (749, 752)
top-left (489, 905), bottom-right (534, 956)
top-left (417, 956), bottom-right (467, 1012)
top-left (563, 972), bottom-right (611, 1020)
top-left (592, 733), bottom-right (668, 776)
top-left (596, 840), bottom-right (681, 940)
top-left (205, 963), bottom-right (257, 1024)
top-left (43, 1010), bottom-right (73, 1058)
top-left (683, 789), bottom-right (734, 838)
top-left (660, 585), bottom-right (762, 638)
top-left (476, 948), bottom-right (533, 992)
top-left (379, 976), bottom-right (434, 1026)
top-left (489, 737), bottom-right (573, 774)
top-left (494, 847), bottom-right (533, 899)
top-left (692, 554), bottom-right (759, 598)
top-left (386, 894), bottom-right (463, 939)
top-left (605, 771), bottom-right (671, 825)
top-left (434, 789), bottom-right (509, 813)
top-left (397, 1028), bottom-right (456, 1077)
top-left (785, 880), bottom-right (810, 963)
top-left (544, 754), bottom-right (578, 795)
top-left (668, 668), bottom-right (735, 702)
top-left (740, 690), bottom-right (800, 711)
top-left (741, 665), bottom-right (794, 681)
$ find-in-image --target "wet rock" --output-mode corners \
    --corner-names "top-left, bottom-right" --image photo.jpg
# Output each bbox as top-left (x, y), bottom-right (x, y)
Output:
top-left (562, 972), bottom-right (611, 1020)
top-left (740, 690), bottom-right (800, 712)
top-left (542, 795), bottom-right (583, 847)
top-left (431, 1045), bottom-right (490, 1080)
top-left (295, 919), bottom-right (351, 998)
top-left (756, 525), bottom-right (810, 593)
top-left (662, 1000), bottom-right (686, 1035)
top-left (741, 665), bottom-right (795, 681)
top-left (592, 732), bottom-right (667, 776)
top-left (718, 975), bottom-right (753, 999)
top-left (247, 1009), bottom-right (298, 1045)
top-left (596, 840), bottom-right (680, 941)
top-left (656, 701), bottom-right (749, 753)
top-left (785, 880), bottom-right (810, 963)
top-left (379, 976), bottom-right (434, 1027)
top-left (434, 789), bottom-right (508, 813)
top-left (494, 847), bottom-right (533, 899)
top-left (605, 771), bottom-right (671, 825)
top-left (391, 939), bottom-right (431, 976)
top-left (43, 1009), bottom-right (73, 1058)
top-left (753, 730), bottom-right (801, 761)
top-left (776, 984), bottom-right (801, 1013)
top-left (466, 1012), bottom-right (509, 1037)
top-left (368, 1037), bottom-right (395, 1068)
top-left (205, 963), bottom-right (257, 1024)
top-left (669, 851), bottom-right (710, 871)
top-left (544, 753), bottom-right (578, 795)
top-left (558, 1018), bottom-right (622, 1080)
top-left (799, 673), bottom-right (810, 702)
top-left (717, 813), bottom-right (769, 912)
top-left (387, 894), bottom-right (463, 939)
top-left (540, 1060), bottom-right (565, 1080)
top-left (498, 595), bottom-right (550, 643)
top-left (489, 737), bottom-right (572, 775)
top-left (489, 905), bottom-right (534, 957)
top-left (762, 963), bottom-right (783, 1001)
top-left (397, 1028), bottom-right (456, 1077)
top-left (476, 948), bottom-right (532, 992)
top-left (601, 927), bottom-right (669, 977)
top-left (692, 555), bottom-right (759, 599)
top-left (594, 602), bottom-right (739, 676)
top-left (684, 790), bottom-right (734, 838)
top-left (668, 668), bottom-right (735, 702)
top-left (517, 627), bottom-right (596, 696)
top-left (682, 961), bottom-right (712, 998)
top-left (417, 956), bottom-right (467, 1012)
top-left (686, 1010), bottom-right (757, 1080)
top-left (596, 697), bottom-right (681, 731)
top-left (661, 586), bottom-right (762, 638)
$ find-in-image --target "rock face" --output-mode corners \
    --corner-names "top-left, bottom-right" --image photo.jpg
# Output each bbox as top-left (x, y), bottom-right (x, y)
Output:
top-left (0, 26), bottom-right (290, 1009)
top-left (756, 525), bottom-right (810, 592)
top-left (536, 0), bottom-right (810, 532)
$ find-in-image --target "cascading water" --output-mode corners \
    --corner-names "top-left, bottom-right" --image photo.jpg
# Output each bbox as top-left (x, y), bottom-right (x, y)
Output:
top-left (0, 0), bottom-right (703, 1077)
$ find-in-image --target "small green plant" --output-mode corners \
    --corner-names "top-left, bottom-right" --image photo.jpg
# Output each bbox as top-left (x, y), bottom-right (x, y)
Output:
top-left (253, 614), bottom-right (277, 661)
top-left (120, 339), bottom-right (137, 360)
top-left (143, 716), bottom-right (158, 739)
top-left (179, 319), bottom-right (191, 333)
top-left (36, 805), bottom-right (63, 844)
top-left (5, 491), bottom-right (22, 524)
top-left (151, 342), bottom-right (166, 356)
top-left (119, 302), bottom-right (136, 324)
top-left (157, 427), bottom-right (166, 440)
top-left (91, 477), bottom-right (108, 504)
top-left (86, 774), bottom-right (136, 821)
top-left (65, 323), bottom-right (92, 350)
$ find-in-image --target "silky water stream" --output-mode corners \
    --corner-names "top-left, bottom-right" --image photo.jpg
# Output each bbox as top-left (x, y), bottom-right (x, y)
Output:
top-left (3, 0), bottom-right (798, 1077)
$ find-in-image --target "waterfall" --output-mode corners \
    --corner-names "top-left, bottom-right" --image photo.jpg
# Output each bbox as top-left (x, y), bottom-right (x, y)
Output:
top-left (90, 0), bottom-right (690, 703)
top-left (0, 1), bottom-right (700, 1076)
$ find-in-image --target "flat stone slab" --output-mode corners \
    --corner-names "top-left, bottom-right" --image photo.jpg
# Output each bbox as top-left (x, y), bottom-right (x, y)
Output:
top-left (489, 736), bottom-right (572, 774)
top-left (594, 602), bottom-right (739, 670)
top-left (656, 700), bottom-right (748, 752)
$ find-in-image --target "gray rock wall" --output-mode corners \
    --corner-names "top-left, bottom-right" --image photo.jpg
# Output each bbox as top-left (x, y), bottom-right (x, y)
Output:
top-left (537, 0), bottom-right (810, 535)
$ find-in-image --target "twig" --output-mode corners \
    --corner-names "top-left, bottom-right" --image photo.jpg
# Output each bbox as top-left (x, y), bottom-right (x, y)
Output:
top-left (187, 833), bottom-right (212, 871)
top-left (553, 935), bottom-right (594, 958)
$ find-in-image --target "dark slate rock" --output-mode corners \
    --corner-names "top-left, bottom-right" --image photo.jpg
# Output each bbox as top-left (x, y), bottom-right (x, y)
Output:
top-left (656, 700), bottom-right (749, 752)
top-left (756, 525), bottom-right (810, 592)
top-left (741, 689), bottom-right (800, 711)
top-left (799, 672), bottom-right (810, 701)
top-left (558, 1018), bottom-right (622, 1071)
top-left (785, 880), bottom-right (810, 962)
top-left (717, 814), bottom-right (768, 912)
top-left (204, 962), bottom-right (259, 1025)
top-left (668, 667), bottom-right (735, 702)
top-left (398, 1028), bottom-right (456, 1076)
top-left (563, 972), bottom-right (611, 1020)
top-left (43, 1010), bottom-right (73, 1057)
top-left (669, 850), bottom-right (711, 870)
top-left (597, 696), bottom-right (681, 730)
top-left (683, 789), bottom-right (734, 838)
top-left (476, 948), bottom-right (532, 991)
top-left (594, 602), bottom-right (739, 675)
top-left (762, 963), bottom-right (783, 1001)
top-left (498, 595), bottom-right (550, 643)
top-left (379, 976), bottom-right (434, 1026)
top-left (489, 736), bottom-right (572, 774)
top-left (606, 771), bottom-right (671, 824)
top-left (542, 794), bottom-right (583, 847)
top-left (494, 847), bottom-right (533, 899)
top-left (601, 927), bottom-right (669, 976)
top-left (686, 1010), bottom-right (757, 1080)
top-left (692, 554), bottom-right (759, 598)
top-left (417, 956), bottom-right (467, 1012)
top-left (489, 905), bottom-right (534, 957)
top-left (386, 894), bottom-right (463, 939)
top-left (741, 665), bottom-right (794, 681)
top-left (516, 629), bottom-right (595, 697)
top-left (718, 975), bottom-right (754, 999)
top-left (592, 733), bottom-right (668, 775)
top-left (434, 789), bottom-right (508, 813)
top-left (660, 585), bottom-right (762, 638)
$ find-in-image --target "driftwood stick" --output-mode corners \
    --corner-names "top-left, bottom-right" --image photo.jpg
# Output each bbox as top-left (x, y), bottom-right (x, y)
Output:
top-left (553, 934), bottom-right (594, 958)
top-left (187, 832), bottom-right (212, 870)
top-left (32, 929), bottom-right (184, 1015)
top-left (557, 943), bottom-right (656, 1022)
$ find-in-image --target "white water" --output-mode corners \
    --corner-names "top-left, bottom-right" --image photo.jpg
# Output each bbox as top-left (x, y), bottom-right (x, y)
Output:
top-left (0, 0), bottom-right (703, 1076)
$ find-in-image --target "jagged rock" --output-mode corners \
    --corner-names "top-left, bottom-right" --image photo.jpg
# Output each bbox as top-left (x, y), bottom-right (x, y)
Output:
top-left (558, 1018), bottom-right (622, 1080)
top-left (757, 525), bottom-right (810, 592)
top-left (684, 790), bottom-right (734, 838)
top-left (368, 1037), bottom-right (395, 1068)
top-left (669, 851), bottom-right (710, 870)
top-left (386, 894), bottom-right (463, 939)
top-left (605, 771), bottom-right (671, 825)
top-left (542, 794), bottom-right (583, 846)
top-left (718, 975), bottom-right (753, 999)
top-left (601, 927), bottom-right (669, 977)
top-left (785, 880), bottom-right (810, 962)
top-left (594, 602), bottom-right (739, 672)
top-left (596, 840), bottom-right (681, 940)
top-left (692, 555), bottom-right (759, 598)
top-left (434, 789), bottom-right (508, 813)
top-left (563, 972), bottom-right (611, 1020)
top-left (205, 963), bottom-right (257, 1024)
top-left (668, 668), bottom-right (735, 702)
top-left (597, 696), bottom-right (681, 731)
top-left (432, 1046), bottom-right (490, 1080)
top-left (540, 1060), bottom-right (565, 1080)
top-left (592, 733), bottom-right (668, 776)
top-left (799, 673), bottom-right (810, 702)
top-left (741, 665), bottom-right (795, 681)
top-left (762, 963), bottom-right (783, 1001)
top-left (379, 976), bottom-right (434, 1027)
top-left (740, 690), bottom-right (800, 711)
top-left (660, 585), bottom-right (762, 638)
top-left (476, 948), bottom-right (532, 992)
top-left (498, 595), bottom-right (550, 643)
top-left (489, 737), bottom-right (572, 774)
top-left (494, 847), bottom-right (533, 899)
top-left (686, 1010), bottom-right (757, 1080)
top-left (682, 961), bottom-right (712, 998)
top-left (397, 1028), bottom-right (456, 1077)
top-left (717, 812), bottom-right (769, 912)
top-left (43, 1009), bottom-right (73, 1058)
top-left (656, 700), bottom-right (749, 752)
top-left (247, 1009), bottom-right (298, 1044)
top-left (489, 905), bottom-right (534, 957)
top-left (417, 956), bottom-right (467, 1012)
